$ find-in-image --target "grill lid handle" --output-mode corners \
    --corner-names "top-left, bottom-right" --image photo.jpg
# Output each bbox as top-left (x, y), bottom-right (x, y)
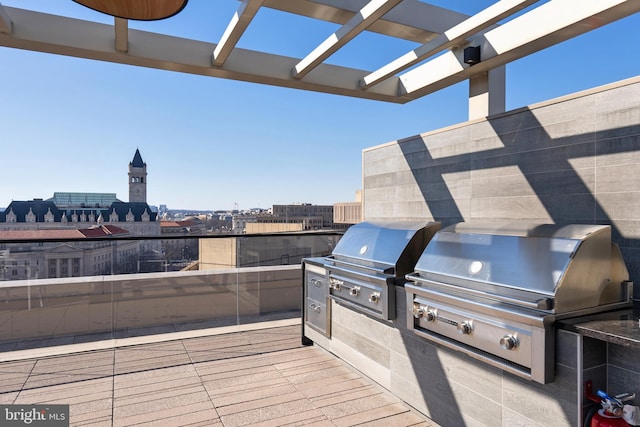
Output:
top-left (405, 273), bottom-right (554, 311)
top-left (330, 258), bottom-right (394, 275)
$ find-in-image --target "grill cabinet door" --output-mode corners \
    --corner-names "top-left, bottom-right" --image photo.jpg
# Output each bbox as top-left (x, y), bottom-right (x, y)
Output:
top-left (304, 265), bottom-right (331, 337)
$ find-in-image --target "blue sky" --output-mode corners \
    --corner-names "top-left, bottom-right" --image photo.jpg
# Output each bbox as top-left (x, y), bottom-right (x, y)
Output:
top-left (1, 1), bottom-right (638, 211)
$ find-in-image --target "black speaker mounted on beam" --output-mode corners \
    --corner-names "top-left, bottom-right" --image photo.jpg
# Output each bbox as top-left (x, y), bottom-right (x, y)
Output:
top-left (464, 46), bottom-right (481, 66)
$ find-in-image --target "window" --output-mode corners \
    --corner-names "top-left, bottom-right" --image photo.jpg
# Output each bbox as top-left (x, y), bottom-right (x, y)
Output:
top-left (49, 259), bottom-right (56, 276)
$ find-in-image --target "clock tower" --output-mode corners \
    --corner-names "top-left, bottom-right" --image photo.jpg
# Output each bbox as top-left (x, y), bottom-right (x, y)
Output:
top-left (128, 148), bottom-right (147, 203)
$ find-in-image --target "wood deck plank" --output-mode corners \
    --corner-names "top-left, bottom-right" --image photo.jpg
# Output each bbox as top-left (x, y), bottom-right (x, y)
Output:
top-left (0, 325), bottom-right (437, 427)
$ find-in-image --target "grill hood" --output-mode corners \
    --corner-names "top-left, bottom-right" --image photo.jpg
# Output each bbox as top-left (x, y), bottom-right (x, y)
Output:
top-left (331, 220), bottom-right (440, 277)
top-left (410, 222), bottom-right (630, 315)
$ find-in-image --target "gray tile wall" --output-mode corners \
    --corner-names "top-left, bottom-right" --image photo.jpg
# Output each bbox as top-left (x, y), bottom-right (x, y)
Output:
top-left (581, 337), bottom-right (607, 421)
top-left (323, 288), bottom-right (581, 426)
top-left (607, 342), bottom-right (640, 395)
top-left (357, 77), bottom-right (640, 425)
top-left (363, 77), bottom-right (640, 300)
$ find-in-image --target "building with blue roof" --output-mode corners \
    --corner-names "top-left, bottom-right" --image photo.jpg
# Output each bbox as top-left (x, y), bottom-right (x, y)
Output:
top-left (0, 150), bottom-right (160, 237)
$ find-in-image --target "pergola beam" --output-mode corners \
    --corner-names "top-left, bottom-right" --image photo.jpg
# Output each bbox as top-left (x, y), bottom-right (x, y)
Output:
top-left (212, 0), bottom-right (263, 68)
top-left (361, 0), bottom-right (539, 89)
top-left (0, 7), bottom-right (402, 102)
top-left (114, 17), bottom-right (128, 53)
top-left (292, 0), bottom-right (404, 79)
top-left (0, 2), bottom-right (12, 34)
top-left (398, 0), bottom-right (640, 99)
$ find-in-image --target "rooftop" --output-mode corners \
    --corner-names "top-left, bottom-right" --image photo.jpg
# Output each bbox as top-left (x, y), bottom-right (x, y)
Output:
top-left (0, 322), bottom-right (436, 427)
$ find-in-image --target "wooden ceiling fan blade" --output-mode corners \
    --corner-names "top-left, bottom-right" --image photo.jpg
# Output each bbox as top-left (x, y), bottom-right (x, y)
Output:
top-left (73, 0), bottom-right (188, 21)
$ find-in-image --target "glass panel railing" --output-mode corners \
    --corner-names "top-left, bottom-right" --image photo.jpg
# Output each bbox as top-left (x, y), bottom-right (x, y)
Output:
top-left (0, 232), bottom-right (343, 353)
top-left (230, 233), bottom-right (341, 325)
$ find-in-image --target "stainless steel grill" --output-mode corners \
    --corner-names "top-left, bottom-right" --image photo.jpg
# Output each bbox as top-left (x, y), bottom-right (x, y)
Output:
top-left (325, 221), bottom-right (440, 320)
top-left (404, 222), bottom-right (633, 383)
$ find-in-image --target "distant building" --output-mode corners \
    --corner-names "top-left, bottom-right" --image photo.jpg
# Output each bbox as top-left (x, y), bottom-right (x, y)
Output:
top-left (0, 150), bottom-right (162, 277)
top-left (333, 190), bottom-right (363, 224)
top-left (0, 150), bottom-right (159, 238)
top-left (129, 148), bottom-right (148, 203)
top-left (0, 225), bottom-right (138, 279)
top-left (231, 203), bottom-right (348, 234)
top-left (272, 203), bottom-right (335, 229)
top-left (232, 214), bottom-right (257, 234)
top-left (160, 218), bottom-right (206, 236)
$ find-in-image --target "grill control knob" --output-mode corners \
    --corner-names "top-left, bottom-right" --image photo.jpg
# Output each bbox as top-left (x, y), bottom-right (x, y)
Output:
top-left (308, 303), bottom-right (321, 313)
top-left (349, 287), bottom-right (360, 297)
top-left (500, 334), bottom-right (519, 351)
top-left (413, 306), bottom-right (436, 321)
top-left (457, 320), bottom-right (473, 335)
top-left (413, 306), bottom-right (425, 319)
top-left (369, 292), bottom-right (380, 304)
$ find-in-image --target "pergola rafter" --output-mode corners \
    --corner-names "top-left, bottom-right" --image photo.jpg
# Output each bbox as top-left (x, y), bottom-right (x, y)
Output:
top-left (292, 0), bottom-right (405, 80)
top-left (212, 0), bottom-right (264, 68)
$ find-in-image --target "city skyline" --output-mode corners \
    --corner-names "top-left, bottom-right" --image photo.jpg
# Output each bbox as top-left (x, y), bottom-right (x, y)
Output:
top-left (1, 1), bottom-right (639, 210)
top-left (0, 147), bottom-right (340, 212)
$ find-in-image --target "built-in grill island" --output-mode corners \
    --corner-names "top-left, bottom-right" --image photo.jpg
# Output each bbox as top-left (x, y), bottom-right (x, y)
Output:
top-left (303, 221), bottom-right (440, 338)
top-left (404, 222), bottom-right (633, 384)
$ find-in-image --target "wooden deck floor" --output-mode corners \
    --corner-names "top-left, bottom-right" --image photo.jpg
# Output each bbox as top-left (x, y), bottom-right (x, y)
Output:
top-left (0, 324), bottom-right (438, 426)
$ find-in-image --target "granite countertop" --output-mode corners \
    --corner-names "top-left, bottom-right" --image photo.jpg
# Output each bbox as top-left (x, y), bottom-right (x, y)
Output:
top-left (557, 302), bottom-right (640, 348)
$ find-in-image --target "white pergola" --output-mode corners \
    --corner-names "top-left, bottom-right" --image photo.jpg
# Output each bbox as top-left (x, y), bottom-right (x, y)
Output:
top-left (1, 0), bottom-right (639, 119)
